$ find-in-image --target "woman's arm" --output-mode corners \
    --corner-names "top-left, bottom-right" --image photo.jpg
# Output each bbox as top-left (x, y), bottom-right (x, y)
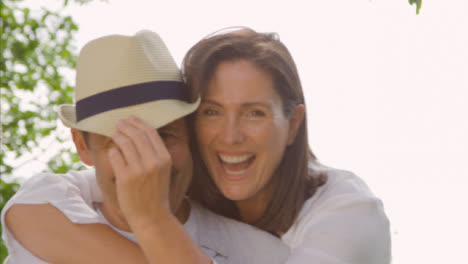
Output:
top-left (5, 203), bottom-right (148, 264)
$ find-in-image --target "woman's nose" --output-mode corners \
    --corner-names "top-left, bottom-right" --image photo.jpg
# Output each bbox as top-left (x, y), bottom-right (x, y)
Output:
top-left (218, 114), bottom-right (245, 145)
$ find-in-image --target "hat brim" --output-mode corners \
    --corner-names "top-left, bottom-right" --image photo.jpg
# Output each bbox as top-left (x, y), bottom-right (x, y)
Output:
top-left (58, 98), bottom-right (200, 137)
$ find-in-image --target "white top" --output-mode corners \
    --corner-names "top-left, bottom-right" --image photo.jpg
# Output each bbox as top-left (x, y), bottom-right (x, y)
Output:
top-left (1, 170), bottom-right (289, 264)
top-left (282, 166), bottom-right (391, 264)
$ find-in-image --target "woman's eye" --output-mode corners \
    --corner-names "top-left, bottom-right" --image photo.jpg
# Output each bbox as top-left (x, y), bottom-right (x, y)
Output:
top-left (202, 108), bottom-right (219, 116)
top-left (247, 110), bottom-right (266, 117)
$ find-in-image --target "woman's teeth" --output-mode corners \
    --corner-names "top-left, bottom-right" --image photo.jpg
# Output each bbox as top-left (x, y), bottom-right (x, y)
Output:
top-left (218, 153), bottom-right (254, 164)
top-left (218, 153), bottom-right (254, 175)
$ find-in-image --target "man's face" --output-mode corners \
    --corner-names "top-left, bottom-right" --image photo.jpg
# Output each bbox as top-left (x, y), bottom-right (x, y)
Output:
top-left (76, 118), bottom-right (193, 214)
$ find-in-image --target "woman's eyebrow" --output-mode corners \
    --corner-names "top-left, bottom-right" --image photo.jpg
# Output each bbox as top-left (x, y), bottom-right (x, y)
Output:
top-left (200, 99), bottom-right (221, 106)
top-left (201, 99), bottom-right (273, 110)
top-left (241, 102), bottom-right (272, 109)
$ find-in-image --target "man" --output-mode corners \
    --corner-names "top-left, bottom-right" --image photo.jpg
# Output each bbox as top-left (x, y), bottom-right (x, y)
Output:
top-left (1, 30), bottom-right (289, 263)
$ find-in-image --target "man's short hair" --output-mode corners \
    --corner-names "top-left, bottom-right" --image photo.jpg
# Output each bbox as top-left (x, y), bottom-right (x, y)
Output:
top-left (81, 131), bottom-right (90, 147)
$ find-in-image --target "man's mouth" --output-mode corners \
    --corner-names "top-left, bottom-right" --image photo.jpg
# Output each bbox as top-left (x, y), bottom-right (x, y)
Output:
top-left (218, 153), bottom-right (255, 175)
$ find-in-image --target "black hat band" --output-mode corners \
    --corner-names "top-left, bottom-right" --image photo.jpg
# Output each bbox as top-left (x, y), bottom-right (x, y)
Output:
top-left (75, 81), bottom-right (189, 122)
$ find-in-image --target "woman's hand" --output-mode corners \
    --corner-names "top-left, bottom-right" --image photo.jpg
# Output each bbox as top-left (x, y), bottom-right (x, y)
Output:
top-left (107, 116), bottom-right (172, 230)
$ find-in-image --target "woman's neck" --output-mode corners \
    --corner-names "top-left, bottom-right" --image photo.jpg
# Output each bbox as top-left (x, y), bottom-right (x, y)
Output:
top-left (235, 186), bottom-right (273, 224)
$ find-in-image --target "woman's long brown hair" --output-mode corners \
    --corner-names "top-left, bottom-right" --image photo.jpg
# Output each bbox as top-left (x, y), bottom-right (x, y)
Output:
top-left (184, 28), bottom-right (326, 236)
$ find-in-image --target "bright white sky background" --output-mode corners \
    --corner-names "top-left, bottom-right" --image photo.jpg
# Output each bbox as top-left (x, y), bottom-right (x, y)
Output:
top-left (15, 0), bottom-right (468, 263)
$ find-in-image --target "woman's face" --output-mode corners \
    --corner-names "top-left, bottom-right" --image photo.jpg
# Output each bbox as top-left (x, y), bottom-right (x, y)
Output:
top-left (195, 60), bottom-right (300, 209)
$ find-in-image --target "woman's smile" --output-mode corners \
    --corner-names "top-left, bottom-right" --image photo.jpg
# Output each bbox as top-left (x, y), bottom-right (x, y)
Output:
top-left (195, 59), bottom-right (294, 203)
top-left (217, 152), bottom-right (256, 178)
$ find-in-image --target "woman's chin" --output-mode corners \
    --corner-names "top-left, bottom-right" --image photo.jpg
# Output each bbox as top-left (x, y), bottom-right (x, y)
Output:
top-left (219, 185), bottom-right (250, 201)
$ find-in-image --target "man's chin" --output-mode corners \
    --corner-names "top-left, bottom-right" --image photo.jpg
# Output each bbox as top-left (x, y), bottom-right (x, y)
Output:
top-left (173, 197), bottom-right (190, 223)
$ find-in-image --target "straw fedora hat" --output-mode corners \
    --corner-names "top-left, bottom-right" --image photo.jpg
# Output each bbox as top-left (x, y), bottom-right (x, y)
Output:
top-left (59, 30), bottom-right (199, 137)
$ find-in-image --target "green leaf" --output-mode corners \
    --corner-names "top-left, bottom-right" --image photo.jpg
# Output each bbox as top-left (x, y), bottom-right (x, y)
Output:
top-left (408, 0), bottom-right (422, 14)
top-left (0, 0), bottom-right (99, 256)
top-left (1, 0), bottom-right (81, 184)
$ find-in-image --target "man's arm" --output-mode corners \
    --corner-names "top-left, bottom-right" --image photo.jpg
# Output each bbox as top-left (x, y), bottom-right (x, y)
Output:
top-left (108, 117), bottom-right (212, 264)
top-left (4, 203), bottom-right (148, 264)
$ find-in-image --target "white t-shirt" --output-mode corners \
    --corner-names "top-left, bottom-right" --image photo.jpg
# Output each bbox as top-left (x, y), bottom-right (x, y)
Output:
top-left (1, 170), bottom-right (289, 264)
top-left (282, 166), bottom-right (391, 264)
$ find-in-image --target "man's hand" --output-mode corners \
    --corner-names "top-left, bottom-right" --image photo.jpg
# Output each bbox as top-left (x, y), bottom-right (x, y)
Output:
top-left (107, 116), bottom-right (172, 230)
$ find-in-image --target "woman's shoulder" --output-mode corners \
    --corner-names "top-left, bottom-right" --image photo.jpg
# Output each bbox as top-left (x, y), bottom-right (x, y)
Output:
top-left (319, 165), bottom-right (375, 194)
top-left (301, 164), bottom-right (387, 220)
top-left (189, 200), bottom-right (290, 264)
top-left (282, 165), bottom-right (391, 262)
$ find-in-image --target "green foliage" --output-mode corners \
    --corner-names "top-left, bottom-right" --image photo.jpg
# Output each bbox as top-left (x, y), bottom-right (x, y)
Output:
top-left (0, 0), bottom-right (83, 177)
top-left (0, 0), bottom-right (89, 261)
top-left (409, 0), bottom-right (422, 14)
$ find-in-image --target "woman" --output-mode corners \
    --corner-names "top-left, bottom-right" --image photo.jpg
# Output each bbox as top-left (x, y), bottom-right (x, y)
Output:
top-left (185, 28), bottom-right (327, 235)
top-left (5, 28), bottom-right (391, 263)
top-left (183, 27), bottom-right (391, 262)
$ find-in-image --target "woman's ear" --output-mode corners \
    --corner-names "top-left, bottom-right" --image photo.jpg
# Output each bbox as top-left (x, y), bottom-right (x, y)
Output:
top-left (71, 129), bottom-right (94, 166)
top-left (287, 104), bottom-right (305, 145)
